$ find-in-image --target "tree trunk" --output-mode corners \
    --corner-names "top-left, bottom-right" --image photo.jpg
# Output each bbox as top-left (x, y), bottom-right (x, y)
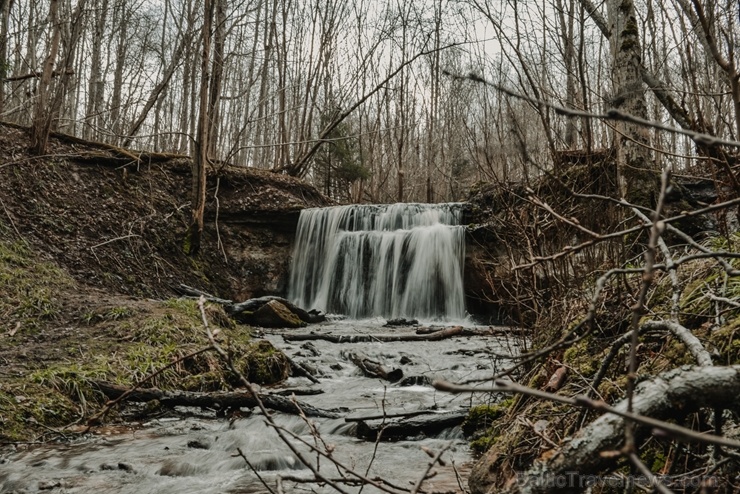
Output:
top-left (109, 2), bottom-right (129, 140)
top-left (186, 0), bottom-right (213, 255)
top-left (607, 0), bottom-right (656, 206)
top-left (0, 0), bottom-right (12, 116)
top-left (29, 0), bottom-right (61, 155)
top-left (206, 0), bottom-right (226, 160)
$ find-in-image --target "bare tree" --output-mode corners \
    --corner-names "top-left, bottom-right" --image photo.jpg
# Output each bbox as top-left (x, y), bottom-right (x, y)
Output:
top-left (186, 0), bottom-right (215, 255)
top-left (29, 0), bottom-right (61, 155)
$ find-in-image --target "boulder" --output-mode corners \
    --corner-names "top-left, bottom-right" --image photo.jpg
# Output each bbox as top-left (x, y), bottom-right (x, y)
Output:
top-left (250, 299), bottom-right (306, 328)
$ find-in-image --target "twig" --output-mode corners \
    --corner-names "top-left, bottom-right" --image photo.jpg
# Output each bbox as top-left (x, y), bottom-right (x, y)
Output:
top-left (0, 196), bottom-right (23, 240)
top-left (641, 320), bottom-right (713, 366)
top-left (213, 177), bottom-right (228, 264)
top-left (628, 451), bottom-right (675, 494)
top-left (445, 71), bottom-right (740, 149)
top-left (631, 206), bottom-right (681, 319)
top-left (624, 169), bottom-right (671, 453)
top-left (89, 234), bottom-right (141, 250)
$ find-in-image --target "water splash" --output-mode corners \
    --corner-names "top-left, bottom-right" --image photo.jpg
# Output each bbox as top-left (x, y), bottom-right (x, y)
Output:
top-left (288, 203), bottom-right (466, 320)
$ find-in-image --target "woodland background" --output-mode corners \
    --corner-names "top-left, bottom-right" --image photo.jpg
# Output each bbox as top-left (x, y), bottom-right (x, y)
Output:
top-left (2, 0), bottom-right (738, 205)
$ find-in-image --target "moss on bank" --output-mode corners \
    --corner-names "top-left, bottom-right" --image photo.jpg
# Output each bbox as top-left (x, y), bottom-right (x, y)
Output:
top-left (0, 239), bottom-right (290, 443)
top-left (0, 238), bottom-right (74, 332)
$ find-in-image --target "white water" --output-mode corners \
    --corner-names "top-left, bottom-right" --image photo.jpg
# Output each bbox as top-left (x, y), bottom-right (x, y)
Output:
top-left (288, 203), bottom-right (466, 320)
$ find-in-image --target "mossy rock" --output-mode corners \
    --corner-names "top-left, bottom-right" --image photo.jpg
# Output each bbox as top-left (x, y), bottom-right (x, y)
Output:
top-left (234, 340), bottom-right (290, 385)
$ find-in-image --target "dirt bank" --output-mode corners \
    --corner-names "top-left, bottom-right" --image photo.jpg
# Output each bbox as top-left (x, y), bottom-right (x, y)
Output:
top-left (0, 123), bottom-right (329, 443)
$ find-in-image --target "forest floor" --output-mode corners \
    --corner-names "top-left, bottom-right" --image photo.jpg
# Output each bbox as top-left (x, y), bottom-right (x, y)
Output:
top-left (0, 123), bottom-right (327, 443)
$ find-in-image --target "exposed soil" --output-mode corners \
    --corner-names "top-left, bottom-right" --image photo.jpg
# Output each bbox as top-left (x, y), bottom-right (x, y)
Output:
top-left (0, 123), bottom-right (329, 443)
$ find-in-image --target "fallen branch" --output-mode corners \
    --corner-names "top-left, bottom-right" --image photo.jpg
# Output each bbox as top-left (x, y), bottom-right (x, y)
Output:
top-left (226, 296), bottom-right (325, 324)
top-left (286, 355), bottom-right (321, 384)
top-left (343, 350), bottom-right (403, 382)
top-left (92, 381), bottom-right (342, 418)
top-left (641, 320), bottom-right (713, 366)
top-left (175, 284), bottom-right (234, 304)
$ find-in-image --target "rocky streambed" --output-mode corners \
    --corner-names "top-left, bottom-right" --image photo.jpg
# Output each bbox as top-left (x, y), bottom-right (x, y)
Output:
top-left (0, 319), bottom-right (520, 494)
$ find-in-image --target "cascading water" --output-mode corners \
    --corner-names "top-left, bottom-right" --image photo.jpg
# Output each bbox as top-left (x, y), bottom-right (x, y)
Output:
top-left (288, 203), bottom-right (466, 320)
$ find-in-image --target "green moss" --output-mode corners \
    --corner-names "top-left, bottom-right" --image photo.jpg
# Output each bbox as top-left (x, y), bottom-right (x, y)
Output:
top-left (0, 239), bottom-right (74, 331)
top-left (0, 383), bottom-right (78, 442)
top-left (463, 399), bottom-right (513, 437)
top-left (563, 339), bottom-right (600, 377)
top-left (462, 399), bottom-right (516, 455)
top-left (640, 446), bottom-right (668, 473)
top-left (709, 325), bottom-right (740, 365)
top-left (231, 339), bottom-right (290, 385)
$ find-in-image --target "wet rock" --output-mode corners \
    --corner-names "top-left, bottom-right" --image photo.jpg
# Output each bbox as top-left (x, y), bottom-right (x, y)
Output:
top-left (383, 318), bottom-right (418, 327)
top-left (397, 375), bottom-right (431, 387)
top-left (249, 300), bottom-right (306, 328)
top-left (301, 342), bottom-right (321, 357)
top-left (117, 463), bottom-right (134, 472)
top-left (186, 439), bottom-right (210, 450)
top-left (38, 480), bottom-right (62, 490)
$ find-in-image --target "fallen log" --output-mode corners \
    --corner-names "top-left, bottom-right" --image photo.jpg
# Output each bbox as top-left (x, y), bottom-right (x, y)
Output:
top-left (356, 409), bottom-right (468, 441)
top-left (345, 409), bottom-right (442, 422)
top-left (281, 326), bottom-right (526, 343)
top-left (509, 365), bottom-right (740, 494)
top-left (282, 326), bottom-right (471, 344)
top-left (92, 381), bottom-right (341, 418)
top-left (342, 350), bottom-right (403, 382)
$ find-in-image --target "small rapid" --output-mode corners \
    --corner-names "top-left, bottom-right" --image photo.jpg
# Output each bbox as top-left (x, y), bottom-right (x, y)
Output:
top-left (288, 204), bottom-right (466, 320)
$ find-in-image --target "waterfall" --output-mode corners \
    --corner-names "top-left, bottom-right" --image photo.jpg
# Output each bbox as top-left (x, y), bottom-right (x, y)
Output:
top-left (288, 203), bottom-right (466, 320)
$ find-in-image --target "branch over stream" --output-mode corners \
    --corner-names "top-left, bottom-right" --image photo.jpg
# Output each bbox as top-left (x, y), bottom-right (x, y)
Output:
top-left (92, 381), bottom-right (342, 418)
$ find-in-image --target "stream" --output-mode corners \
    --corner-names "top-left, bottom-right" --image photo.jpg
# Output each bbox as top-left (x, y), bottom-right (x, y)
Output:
top-left (0, 319), bottom-right (519, 494)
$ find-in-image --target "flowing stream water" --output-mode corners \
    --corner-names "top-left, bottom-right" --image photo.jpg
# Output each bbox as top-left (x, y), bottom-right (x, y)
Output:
top-left (0, 320), bottom-right (519, 493)
top-left (1, 203), bottom-right (517, 493)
